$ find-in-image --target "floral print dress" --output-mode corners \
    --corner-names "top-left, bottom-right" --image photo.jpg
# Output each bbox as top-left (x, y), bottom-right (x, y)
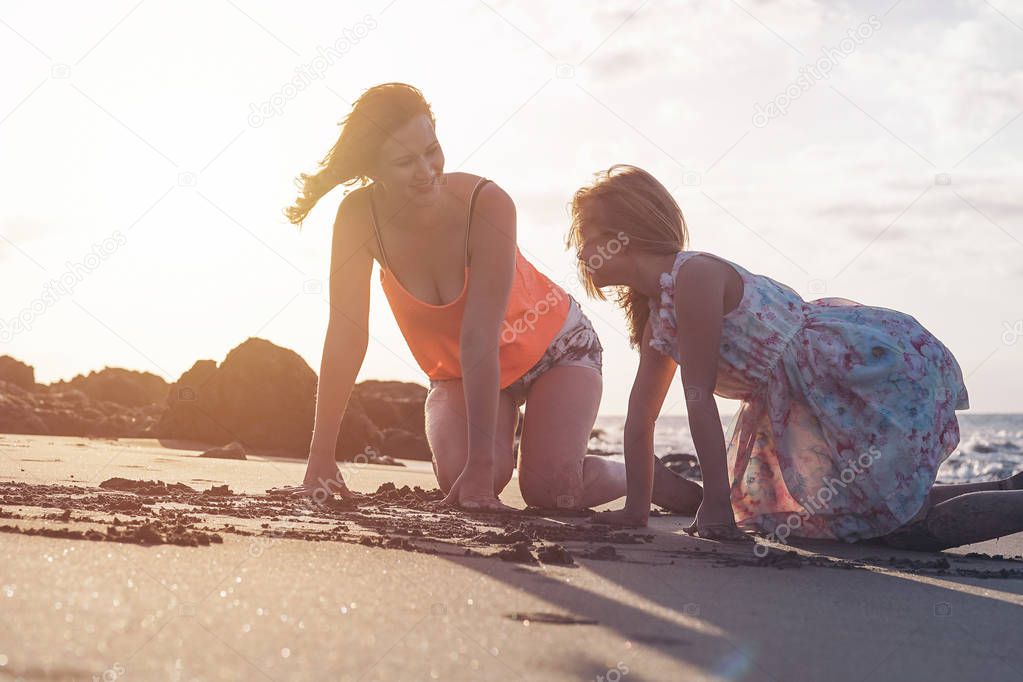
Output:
top-left (648, 250), bottom-right (970, 542)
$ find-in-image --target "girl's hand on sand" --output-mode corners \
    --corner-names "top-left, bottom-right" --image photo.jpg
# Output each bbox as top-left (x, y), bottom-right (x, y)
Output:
top-left (439, 463), bottom-right (515, 513)
top-left (682, 501), bottom-right (751, 542)
top-left (592, 508), bottom-right (649, 527)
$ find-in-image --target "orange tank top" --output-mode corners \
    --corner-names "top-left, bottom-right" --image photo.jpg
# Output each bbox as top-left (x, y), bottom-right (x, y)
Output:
top-left (369, 177), bottom-right (570, 389)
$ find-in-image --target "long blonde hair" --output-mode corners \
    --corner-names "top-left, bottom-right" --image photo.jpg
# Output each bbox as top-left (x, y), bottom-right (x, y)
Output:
top-left (567, 164), bottom-right (689, 349)
top-left (285, 82), bottom-right (436, 227)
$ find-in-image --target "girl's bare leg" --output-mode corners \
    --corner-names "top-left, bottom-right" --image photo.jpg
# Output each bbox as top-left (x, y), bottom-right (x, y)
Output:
top-left (929, 480), bottom-right (1006, 505)
top-left (886, 490), bottom-right (1023, 551)
top-left (424, 380), bottom-right (517, 495)
top-left (906, 470), bottom-right (1023, 522)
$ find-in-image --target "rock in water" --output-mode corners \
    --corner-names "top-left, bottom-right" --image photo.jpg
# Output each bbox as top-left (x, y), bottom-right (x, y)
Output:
top-left (661, 452), bottom-right (702, 480)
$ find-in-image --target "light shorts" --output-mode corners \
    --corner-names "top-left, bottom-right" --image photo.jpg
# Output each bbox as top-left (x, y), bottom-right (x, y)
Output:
top-left (428, 294), bottom-right (603, 408)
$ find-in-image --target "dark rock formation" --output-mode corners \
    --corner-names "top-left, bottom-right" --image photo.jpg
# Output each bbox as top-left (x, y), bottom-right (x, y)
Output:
top-left (0, 378), bottom-right (163, 438)
top-left (0, 338), bottom-right (434, 462)
top-left (153, 339), bottom-right (432, 460)
top-left (46, 366), bottom-right (168, 407)
top-left (345, 380), bottom-right (430, 461)
top-left (661, 452), bottom-right (702, 480)
top-left (0, 357), bottom-right (168, 438)
top-left (154, 337), bottom-right (318, 454)
top-left (0, 380), bottom-right (48, 434)
top-left (0, 356), bottom-right (35, 390)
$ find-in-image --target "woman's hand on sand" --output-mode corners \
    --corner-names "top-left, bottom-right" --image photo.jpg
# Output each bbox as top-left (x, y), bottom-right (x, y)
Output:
top-left (591, 508), bottom-right (649, 527)
top-left (305, 464), bottom-right (361, 499)
top-left (439, 462), bottom-right (516, 513)
top-left (268, 457), bottom-right (361, 501)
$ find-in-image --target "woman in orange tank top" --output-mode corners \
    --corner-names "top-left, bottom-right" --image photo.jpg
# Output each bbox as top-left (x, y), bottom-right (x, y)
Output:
top-left (279, 83), bottom-right (701, 513)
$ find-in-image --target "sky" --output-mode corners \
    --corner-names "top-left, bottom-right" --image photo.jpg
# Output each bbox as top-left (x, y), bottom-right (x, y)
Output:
top-left (1, 0), bottom-right (1021, 417)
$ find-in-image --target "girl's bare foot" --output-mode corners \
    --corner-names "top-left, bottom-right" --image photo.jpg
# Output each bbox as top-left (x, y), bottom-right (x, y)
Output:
top-left (1000, 470), bottom-right (1023, 491)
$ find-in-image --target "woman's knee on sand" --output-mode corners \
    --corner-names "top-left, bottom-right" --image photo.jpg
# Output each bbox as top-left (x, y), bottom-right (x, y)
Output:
top-left (425, 379), bottom-right (517, 494)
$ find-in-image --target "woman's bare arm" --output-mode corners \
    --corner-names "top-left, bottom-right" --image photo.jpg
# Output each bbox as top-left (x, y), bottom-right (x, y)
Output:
top-left (304, 192), bottom-right (373, 485)
top-left (447, 181), bottom-right (517, 506)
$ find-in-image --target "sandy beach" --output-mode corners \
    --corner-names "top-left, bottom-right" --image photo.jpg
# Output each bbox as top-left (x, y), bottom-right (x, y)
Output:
top-left (1, 433), bottom-right (1021, 681)
top-left (3, 0), bottom-right (1023, 680)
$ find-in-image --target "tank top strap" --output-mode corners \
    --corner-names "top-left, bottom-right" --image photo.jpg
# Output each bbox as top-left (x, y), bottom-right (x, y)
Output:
top-left (367, 184), bottom-right (391, 271)
top-left (463, 177), bottom-right (491, 266)
top-left (371, 178), bottom-right (491, 272)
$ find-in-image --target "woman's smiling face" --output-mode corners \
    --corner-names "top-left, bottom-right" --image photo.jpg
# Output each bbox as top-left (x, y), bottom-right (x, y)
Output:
top-left (373, 113), bottom-right (446, 208)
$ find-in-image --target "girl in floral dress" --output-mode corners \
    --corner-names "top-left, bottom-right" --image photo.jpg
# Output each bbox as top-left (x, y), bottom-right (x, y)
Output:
top-left (572, 165), bottom-right (1023, 549)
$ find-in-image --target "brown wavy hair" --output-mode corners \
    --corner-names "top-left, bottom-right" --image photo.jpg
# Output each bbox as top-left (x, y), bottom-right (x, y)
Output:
top-left (285, 82), bottom-right (436, 227)
top-left (567, 164), bottom-right (689, 349)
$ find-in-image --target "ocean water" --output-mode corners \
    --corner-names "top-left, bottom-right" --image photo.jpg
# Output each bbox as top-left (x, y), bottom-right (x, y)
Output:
top-left (591, 413), bottom-right (1023, 485)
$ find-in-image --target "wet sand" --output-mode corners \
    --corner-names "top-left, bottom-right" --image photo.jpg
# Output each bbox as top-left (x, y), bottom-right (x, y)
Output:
top-left (1, 433), bottom-right (1022, 681)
